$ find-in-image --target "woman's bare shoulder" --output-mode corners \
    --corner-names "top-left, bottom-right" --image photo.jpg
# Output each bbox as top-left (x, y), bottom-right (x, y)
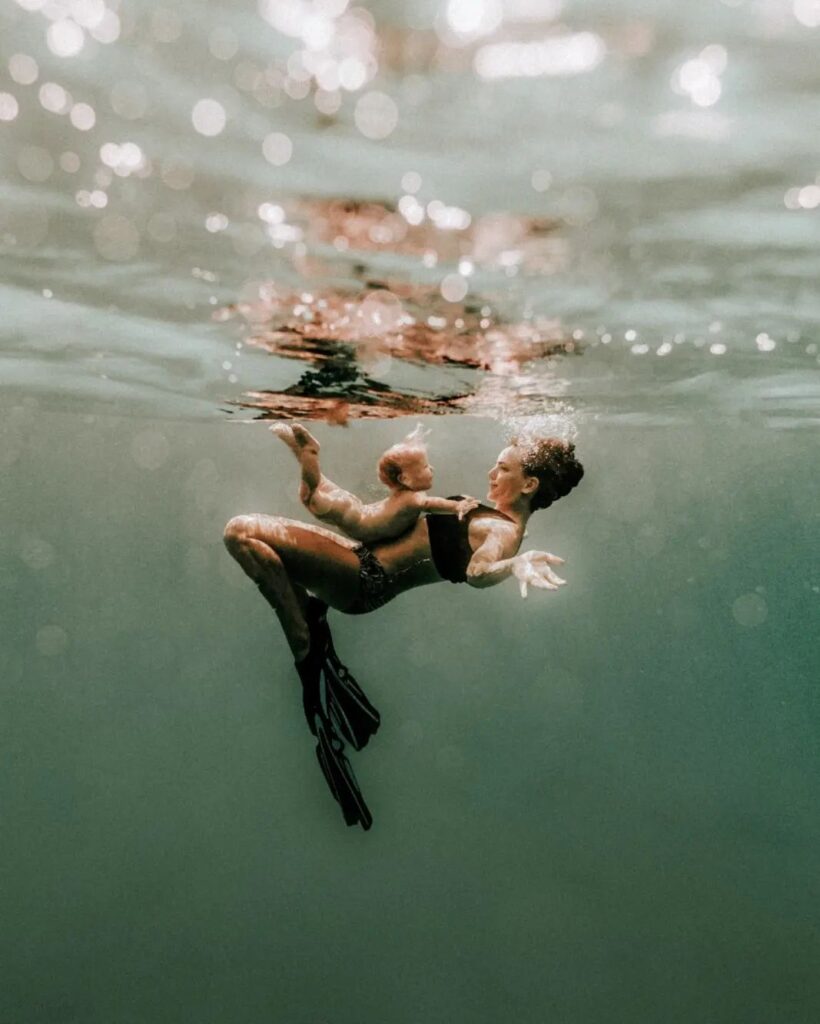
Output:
top-left (468, 513), bottom-right (519, 550)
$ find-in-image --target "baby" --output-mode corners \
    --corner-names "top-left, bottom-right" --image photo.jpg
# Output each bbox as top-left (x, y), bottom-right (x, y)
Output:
top-left (271, 422), bottom-right (478, 544)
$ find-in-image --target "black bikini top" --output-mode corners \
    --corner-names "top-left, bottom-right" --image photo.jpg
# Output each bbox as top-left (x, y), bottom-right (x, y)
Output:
top-left (426, 496), bottom-right (514, 584)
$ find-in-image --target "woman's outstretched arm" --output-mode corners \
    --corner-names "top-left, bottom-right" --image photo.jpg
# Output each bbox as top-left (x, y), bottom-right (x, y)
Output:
top-left (466, 530), bottom-right (567, 597)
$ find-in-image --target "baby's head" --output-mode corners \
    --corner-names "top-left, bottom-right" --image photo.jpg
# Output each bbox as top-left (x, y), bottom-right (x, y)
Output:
top-left (377, 423), bottom-right (433, 492)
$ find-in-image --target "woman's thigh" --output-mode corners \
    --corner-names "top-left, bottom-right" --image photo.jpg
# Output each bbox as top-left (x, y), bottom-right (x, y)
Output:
top-left (238, 514), bottom-right (362, 610)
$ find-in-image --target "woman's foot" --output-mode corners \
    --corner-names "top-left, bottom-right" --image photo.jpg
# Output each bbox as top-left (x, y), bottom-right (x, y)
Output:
top-left (296, 599), bottom-right (381, 751)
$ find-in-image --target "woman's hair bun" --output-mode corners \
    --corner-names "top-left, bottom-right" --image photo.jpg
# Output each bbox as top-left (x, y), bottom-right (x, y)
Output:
top-left (517, 438), bottom-right (584, 512)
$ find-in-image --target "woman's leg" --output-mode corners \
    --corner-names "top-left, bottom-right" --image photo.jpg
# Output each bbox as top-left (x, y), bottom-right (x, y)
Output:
top-left (223, 514), bottom-right (361, 660)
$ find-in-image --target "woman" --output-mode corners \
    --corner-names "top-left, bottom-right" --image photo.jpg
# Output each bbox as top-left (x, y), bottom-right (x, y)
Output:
top-left (223, 437), bottom-right (584, 830)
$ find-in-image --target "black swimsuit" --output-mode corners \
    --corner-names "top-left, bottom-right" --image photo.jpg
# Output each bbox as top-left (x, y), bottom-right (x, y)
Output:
top-left (345, 543), bottom-right (396, 614)
top-left (426, 496), bottom-right (514, 583)
top-left (344, 496), bottom-right (513, 612)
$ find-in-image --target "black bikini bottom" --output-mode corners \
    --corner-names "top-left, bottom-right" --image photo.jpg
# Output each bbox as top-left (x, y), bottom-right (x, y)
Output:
top-left (346, 543), bottom-right (395, 614)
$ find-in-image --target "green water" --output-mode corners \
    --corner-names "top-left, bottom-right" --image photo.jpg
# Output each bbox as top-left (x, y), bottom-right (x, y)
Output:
top-left (2, 406), bottom-right (817, 1022)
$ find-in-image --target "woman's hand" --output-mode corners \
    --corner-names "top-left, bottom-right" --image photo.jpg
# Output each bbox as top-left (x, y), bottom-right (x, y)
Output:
top-left (455, 497), bottom-right (480, 520)
top-left (512, 550), bottom-right (566, 598)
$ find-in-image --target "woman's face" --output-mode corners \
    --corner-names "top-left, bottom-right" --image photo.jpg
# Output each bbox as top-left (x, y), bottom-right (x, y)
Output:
top-left (487, 446), bottom-right (535, 505)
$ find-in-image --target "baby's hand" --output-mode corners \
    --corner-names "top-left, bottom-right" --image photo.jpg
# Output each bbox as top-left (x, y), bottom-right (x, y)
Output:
top-left (512, 550), bottom-right (566, 598)
top-left (456, 497), bottom-right (480, 520)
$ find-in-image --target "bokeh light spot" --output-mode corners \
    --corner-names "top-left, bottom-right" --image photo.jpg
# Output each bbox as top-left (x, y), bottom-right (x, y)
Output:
top-left (59, 150), bottom-right (80, 172)
top-left (93, 214), bottom-right (140, 261)
top-left (47, 19), bottom-right (85, 57)
top-left (69, 101), bottom-right (95, 130)
top-left (732, 592), bottom-right (768, 627)
top-left (9, 53), bottom-right (39, 85)
top-left (440, 273), bottom-right (469, 303)
top-left (192, 98), bottom-right (226, 136)
top-left (0, 93), bottom-right (19, 122)
top-left (39, 81), bottom-right (71, 114)
top-left (354, 90), bottom-right (398, 139)
top-left (17, 146), bottom-right (55, 182)
top-left (262, 131), bottom-right (293, 165)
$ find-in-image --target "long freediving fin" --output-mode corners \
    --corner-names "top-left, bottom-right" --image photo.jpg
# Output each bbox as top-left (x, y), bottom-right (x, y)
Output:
top-left (305, 597), bottom-right (381, 751)
top-left (314, 716), bottom-right (373, 831)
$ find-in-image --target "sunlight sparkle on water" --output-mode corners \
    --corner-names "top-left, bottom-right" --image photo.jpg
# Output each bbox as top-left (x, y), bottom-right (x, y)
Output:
top-left (672, 46), bottom-right (727, 108)
top-left (258, 0), bottom-right (377, 96)
top-left (398, 195), bottom-right (425, 225)
top-left (100, 141), bottom-right (146, 175)
top-left (474, 32), bottom-right (605, 79)
top-left (445, 0), bottom-right (503, 39)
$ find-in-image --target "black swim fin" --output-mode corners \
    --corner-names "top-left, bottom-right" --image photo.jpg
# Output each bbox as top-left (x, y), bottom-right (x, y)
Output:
top-left (314, 715), bottom-right (373, 831)
top-left (304, 598), bottom-right (381, 751)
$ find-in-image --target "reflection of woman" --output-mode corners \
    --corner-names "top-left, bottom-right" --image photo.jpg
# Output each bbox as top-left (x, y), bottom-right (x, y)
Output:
top-left (224, 437), bottom-right (584, 830)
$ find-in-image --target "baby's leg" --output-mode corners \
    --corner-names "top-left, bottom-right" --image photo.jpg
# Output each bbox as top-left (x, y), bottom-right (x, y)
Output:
top-left (271, 423), bottom-right (360, 528)
top-left (270, 423), bottom-right (322, 498)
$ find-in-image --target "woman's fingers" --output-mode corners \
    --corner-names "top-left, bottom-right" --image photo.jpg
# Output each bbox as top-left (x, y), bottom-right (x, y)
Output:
top-left (532, 551), bottom-right (565, 566)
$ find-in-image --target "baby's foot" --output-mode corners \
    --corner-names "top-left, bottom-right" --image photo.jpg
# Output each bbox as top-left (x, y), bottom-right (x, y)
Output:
top-left (291, 423), bottom-right (320, 453)
top-left (270, 422), bottom-right (319, 456)
top-left (270, 422), bottom-right (298, 453)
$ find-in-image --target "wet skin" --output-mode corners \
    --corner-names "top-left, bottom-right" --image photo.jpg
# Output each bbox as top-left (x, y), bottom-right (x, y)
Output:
top-left (223, 445), bottom-right (554, 660)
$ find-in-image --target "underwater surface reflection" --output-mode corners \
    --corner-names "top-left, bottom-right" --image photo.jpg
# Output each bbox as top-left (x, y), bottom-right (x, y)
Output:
top-left (1, 0), bottom-right (819, 1019)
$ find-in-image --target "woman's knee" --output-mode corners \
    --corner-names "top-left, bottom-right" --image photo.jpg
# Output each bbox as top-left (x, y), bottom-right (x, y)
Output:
top-left (223, 514), bottom-right (292, 555)
top-left (223, 515), bottom-right (251, 553)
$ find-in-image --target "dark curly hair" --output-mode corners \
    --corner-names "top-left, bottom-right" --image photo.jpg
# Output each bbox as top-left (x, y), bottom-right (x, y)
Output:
top-left (514, 437), bottom-right (584, 512)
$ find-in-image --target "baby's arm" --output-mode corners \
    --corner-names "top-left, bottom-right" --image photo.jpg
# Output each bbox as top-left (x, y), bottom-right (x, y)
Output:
top-left (337, 490), bottom-right (423, 544)
top-left (422, 496), bottom-right (480, 519)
